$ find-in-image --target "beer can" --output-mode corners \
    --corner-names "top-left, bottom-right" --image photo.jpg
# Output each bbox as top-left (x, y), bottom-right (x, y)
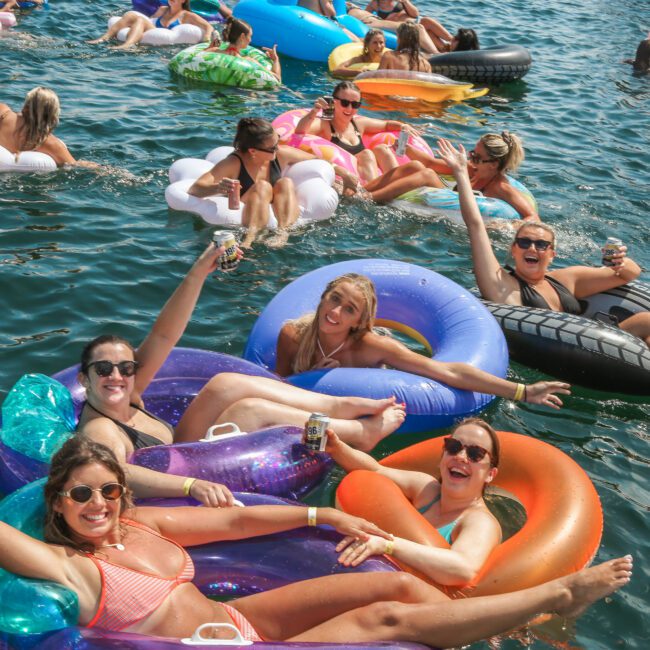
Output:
top-left (304, 413), bottom-right (329, 452)
top-left (212, 231), bottom-right (239, 272)
top-left (602, 237), bottom-right (623, 267)
top-left (395, 128), bottom-right (409, 157)
top-left (228, 180), bottom-right (241, 211)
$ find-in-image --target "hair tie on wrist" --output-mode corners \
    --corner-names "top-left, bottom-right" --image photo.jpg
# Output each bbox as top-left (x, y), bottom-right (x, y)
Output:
top-left (183, 477), bottom-right (197, 497)
top-left (308, 507), bottom-right (317, 526)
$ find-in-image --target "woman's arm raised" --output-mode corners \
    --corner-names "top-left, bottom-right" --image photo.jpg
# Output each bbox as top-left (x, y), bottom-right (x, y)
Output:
top-left (436, 139), bottom-right (511, 303)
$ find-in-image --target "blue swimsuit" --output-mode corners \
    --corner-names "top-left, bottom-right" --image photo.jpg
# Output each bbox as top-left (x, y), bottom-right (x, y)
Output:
top-left (417, 494), bottom-right (458, 543)
top-left (154, 13), bottom-right (182, 29)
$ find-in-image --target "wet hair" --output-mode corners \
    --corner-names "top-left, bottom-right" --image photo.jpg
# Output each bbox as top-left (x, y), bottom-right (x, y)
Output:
top-left (233, 117), bottom-right (276, 152)
top-left (222, 17), bottom-right (251, 44)
top-left (19, 87), bottom-right (60, 152)
top-left (290, 273), bottom-right (377, 373)
top-left (396, 21), bottom-right (423, 71)
top-left (333, 80), bottom-right (361, 98)
top-left (514, 220), bottom-right (556, 248)
top-left (80, 335), bottom-right (136, 376)
top-left (451, 417), bottom-right (500, 468)
top-left (631, 38), bottom-right (650, 73)
top-left (44, 436), bottom-right (133, 551)
top-left (453, 28), bottom-right (479, 52)
top-left (479, 131), bottom-right (525, 172)
top-left (362, 29), bottom-right (384, 57)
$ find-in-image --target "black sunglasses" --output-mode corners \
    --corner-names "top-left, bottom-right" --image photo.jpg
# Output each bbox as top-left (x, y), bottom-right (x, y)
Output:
top-left (333, 96), bottom-right (362, 109)
top-left (468, 150), bottom-right (495, 165)
top-left (514, 237), bottom-right (553, 252)
top-left (443, 436), bottom-right (492, 463)
top-left (59, 482), bottom-right (125, 503)
top-left (255, 142), bottom-right (279, 154)
top-left (88, 360), bottom-right (139, 377)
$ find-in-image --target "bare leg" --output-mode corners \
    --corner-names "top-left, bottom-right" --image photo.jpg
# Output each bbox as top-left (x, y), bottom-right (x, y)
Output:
top-left (419, 17), bottom-right (453, 54)
top-left (365, 161), bottom-right (444, 203)
top-left (240, 181), bottom-right (273, 248)
top-left (619, 312), bottom-right (650, 346)
top-left (87, 12), bottom-right (148, 44)
top-left (234, 557), bottom-right (632, 647)
top-left (354, 149), bottom-right (382, 183)
top-left (372, 144), bottom-right (399, 173)
top-left (113, 16), bottom-right (154, 50)
top-left (266, 178), bottom-right (300, 247)
top-left (406, 144), bottom-right (451, 174)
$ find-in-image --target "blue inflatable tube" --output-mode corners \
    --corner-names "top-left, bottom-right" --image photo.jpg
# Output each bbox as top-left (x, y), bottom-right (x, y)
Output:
top-left (132, 0), bottom-right (227, 22)
top-left (233, 0), bottom-right (396, 62)
top-left (244, 259), bottom-right (509, 434)
top-left (0, 482), bottom-right (420, 650)
top-left (0, 349), bottom-right (332, 497)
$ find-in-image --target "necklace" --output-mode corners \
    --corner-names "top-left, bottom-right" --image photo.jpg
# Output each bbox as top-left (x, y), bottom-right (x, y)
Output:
top-left (95, 542), bottom-right (125, 552)
top-left (317, 338), bottom-right (346, 359)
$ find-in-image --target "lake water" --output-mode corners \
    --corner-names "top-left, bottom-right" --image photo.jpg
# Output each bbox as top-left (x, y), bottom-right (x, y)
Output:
top-left (1, 0), bottom-right (648, 647)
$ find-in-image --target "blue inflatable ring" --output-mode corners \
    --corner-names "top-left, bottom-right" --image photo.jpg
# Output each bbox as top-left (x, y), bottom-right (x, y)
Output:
top-left (244, 259), bottom-right (509, 433)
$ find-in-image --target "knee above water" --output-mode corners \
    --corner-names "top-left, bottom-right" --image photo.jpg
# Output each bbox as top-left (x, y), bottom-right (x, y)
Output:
top-left (250, 180), bottom-right (273, 198)
top-left (274, 177), bottom-right (295, 191)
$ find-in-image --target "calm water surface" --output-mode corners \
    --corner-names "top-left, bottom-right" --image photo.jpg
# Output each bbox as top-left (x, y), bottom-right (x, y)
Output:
top-left (1, 0), bottom-right (649, 647)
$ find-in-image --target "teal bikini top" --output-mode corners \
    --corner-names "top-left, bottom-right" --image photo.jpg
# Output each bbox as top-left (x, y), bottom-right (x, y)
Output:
top-left (417, 493), bottom-right (458, 544)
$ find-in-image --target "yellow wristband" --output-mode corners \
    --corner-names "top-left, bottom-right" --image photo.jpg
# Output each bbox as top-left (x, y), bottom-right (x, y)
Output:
top-left (307, 507), bottom-right (317, 527)
top-left (384, 538), bottom-right (395, 556)
top-left (183, 477), bottom-right (197, 497)
top-left (513, 383), bottom-right (525, 401)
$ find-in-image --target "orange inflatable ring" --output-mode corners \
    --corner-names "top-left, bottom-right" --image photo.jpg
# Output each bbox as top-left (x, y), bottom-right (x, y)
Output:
top-left (336, 431), bottom-right (603, 597)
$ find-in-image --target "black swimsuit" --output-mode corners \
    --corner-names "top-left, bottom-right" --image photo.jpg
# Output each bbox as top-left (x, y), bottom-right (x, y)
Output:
top-left (507, 266), bottom-right (582, 314)
top-left (374, 1), bottom-right (404, 19)
top-left (81, 403), bottom-right (172, 450)
top-left (230, 152), bottom-right (282, 195)
top-left (330, 120), bottom-right (366, 155)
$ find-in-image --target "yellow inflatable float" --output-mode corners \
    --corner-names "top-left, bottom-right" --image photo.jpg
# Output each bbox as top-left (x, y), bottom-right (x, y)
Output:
top-left (327, 42), bottom-right (387, 77)
top-left (355, 69), bottom-right (488, 103)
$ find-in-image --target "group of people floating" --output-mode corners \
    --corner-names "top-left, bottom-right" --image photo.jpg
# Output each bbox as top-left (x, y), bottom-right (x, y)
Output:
top-left (1, 1), bottom-right (647, 646)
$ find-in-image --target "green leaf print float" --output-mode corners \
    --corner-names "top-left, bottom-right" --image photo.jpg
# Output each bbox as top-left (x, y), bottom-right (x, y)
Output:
top-left (169, 42), bottom-right (280, 90)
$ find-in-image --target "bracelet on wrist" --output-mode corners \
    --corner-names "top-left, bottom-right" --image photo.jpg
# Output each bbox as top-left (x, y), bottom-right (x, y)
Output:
top-left (183, 477), bottom-right (197, 497)
top-left (307, 506), bottom-right (317, 526)
top-left (513, 383), bottom-right (525, 401)
top-left (384, 538), bottom-right (395, 555)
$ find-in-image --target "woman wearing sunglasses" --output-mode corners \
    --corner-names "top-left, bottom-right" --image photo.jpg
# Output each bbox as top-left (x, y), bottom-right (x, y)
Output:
top-left (329, 418), bottom-right (502, 583)
top-left (295, 81), bottom-right (444, 197)
top-left (276, 272), bottom-right (571, 422)
top-left (436, 138), bottom-right (650, 346)
top-left (0, 435), bottom-right (633, 646)
top-left (77, 244), bottom-right (409, 504)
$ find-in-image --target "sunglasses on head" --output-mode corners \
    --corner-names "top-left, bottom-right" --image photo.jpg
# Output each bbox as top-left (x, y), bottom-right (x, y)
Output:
top-left (59, 482), bottom-right (125, 503)
top-left (514, 237), bottom-right (553, 252)
top-left (333, 97), bottom-right (362, 109)
top-left (443, 436), bottom-right (492, 463)
top-left (468, 150), bottom-right (495, 165)
top-left (88, 360), bottom-right (139, 377)
top-left (255, 142), bottom-right (279, 154)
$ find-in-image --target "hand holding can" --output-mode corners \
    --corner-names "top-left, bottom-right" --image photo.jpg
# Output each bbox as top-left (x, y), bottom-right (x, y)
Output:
top-left (228, 179), bottom-right (241, 210)
top-left (304, 413), bottom-right (329, 451)
top-left (212, 231), bottom-right (240, 272)
top-left (321, 96), bottom-right (335, 121)
top-left (602, 237), bottom-right (623, 267)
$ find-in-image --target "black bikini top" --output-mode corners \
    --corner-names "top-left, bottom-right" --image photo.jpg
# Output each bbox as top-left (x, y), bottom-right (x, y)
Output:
top-left (506, 266), bottom-right (582, 314)
top-left (230, 152), bottom-right (282, 195)
top-left (330, 119), bottom-right (366, 156)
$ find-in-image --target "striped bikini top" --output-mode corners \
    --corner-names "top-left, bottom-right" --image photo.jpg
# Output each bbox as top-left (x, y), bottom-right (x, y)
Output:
top-left (85, 519), bottom-right (194, 632)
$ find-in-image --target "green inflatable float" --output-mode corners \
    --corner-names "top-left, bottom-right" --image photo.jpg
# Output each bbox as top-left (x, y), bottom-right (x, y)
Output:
top-left (169, 42), bottom-right (280, 90)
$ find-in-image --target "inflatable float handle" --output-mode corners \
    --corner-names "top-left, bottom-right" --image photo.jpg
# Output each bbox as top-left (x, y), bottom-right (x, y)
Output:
top-left (181, 622), bottom-right (253, 645)
top-left (200, 422), bottom-right (246, 442)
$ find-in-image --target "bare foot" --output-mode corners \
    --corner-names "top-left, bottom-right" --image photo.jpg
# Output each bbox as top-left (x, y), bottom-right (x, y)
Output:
top-left (335, 395), bottom-right (399, 419)
top-left (87, 37), bottom-right (108, 44)
top-left (265, 230), bottom-right (290, 249)
top-left (112, 43), bottom-right (137, 50)
top-left (359, 402), bottom-right (406, 449)
top-left (556, 556), bottom-right (633, 619)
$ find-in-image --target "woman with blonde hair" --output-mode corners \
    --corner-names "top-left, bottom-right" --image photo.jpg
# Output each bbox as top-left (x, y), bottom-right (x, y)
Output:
top-left (378, 20), bottom-right (431, 71)
top-left (0, 87), bottom-right (96, 168)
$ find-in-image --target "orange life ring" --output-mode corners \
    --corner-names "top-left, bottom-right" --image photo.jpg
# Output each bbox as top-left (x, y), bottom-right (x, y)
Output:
top-left (336, 431), bottom-right (603, 597)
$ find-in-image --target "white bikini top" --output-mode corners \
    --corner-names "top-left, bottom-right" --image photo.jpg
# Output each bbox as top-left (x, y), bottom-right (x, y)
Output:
top-left (0, 144), bottom-right (58, 172)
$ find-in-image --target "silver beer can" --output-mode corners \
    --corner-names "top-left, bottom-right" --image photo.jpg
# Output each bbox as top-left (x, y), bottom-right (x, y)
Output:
top-left (212, 231), bottom-right (239, 272)
top-left (395, 128), bottom-right (409, 157)
top-left (602, 237), bottom-right (623, 267)
top-left (304, 413), bottom-right (329, 452)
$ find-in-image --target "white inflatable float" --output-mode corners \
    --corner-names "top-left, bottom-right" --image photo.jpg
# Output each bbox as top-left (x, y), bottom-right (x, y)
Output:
top-left (0, 145), bottom-right (58, 173)
top-left (165, 146), bottom-right (339, 226)
top-left (107, 11), bottom-right (203, 46)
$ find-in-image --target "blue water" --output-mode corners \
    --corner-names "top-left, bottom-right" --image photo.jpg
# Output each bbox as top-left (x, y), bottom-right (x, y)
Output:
top-left (1, 0), bottom-right (649, 647)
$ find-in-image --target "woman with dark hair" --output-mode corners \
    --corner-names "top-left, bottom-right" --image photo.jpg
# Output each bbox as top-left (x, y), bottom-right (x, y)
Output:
top-left (623, 34), bottom-right (650, 73)
top-left (331, 29), bottom-right (386, 78)
top-left (188, 117), bottom-right (356, 247)
top-left (378, 21), bottom-right (431, 71)
top-left (295, 80), bottom-right (445, 195)
top-left (330, 418), bottom-right (502, 584)
top-left (0, 435), bottom-right (633, 646)
top-left (88, 0), bottom-right (214, 49)
top-left (0, 87), bottom-right (97, 168)
top-left (436, 138), bottom-right (650, 346)
top-left (205, 17), bottom-right (281, 81)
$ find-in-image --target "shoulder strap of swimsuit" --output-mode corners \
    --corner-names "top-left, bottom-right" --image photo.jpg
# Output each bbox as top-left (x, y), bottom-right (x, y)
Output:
top-left (416, 492), bottom-right (440, 515)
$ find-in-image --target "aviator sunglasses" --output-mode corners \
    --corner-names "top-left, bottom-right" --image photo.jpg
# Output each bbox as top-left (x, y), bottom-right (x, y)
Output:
top-left (333, 96), bottom-right (362, 109)
top-left (87, 360), bottom-right (139, 377)
top-left (514, 237), bottom-right (553, 252)
top-left (443, 436), bottom-right (492, 463)
top-left (59, 482), bottom-right (125, 503)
